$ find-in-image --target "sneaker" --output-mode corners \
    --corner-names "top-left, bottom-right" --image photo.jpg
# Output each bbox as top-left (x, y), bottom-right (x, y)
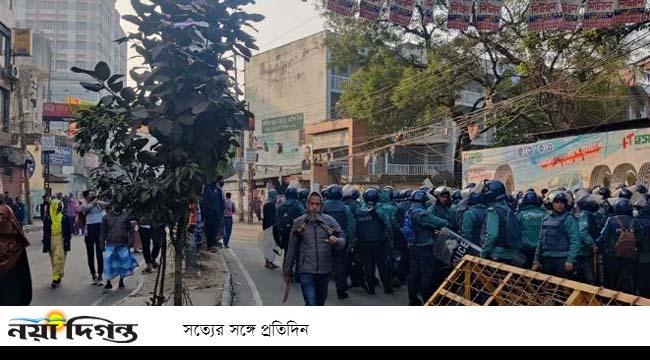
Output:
top-left (91, 275), bottom-right (98, 286)
top-left (144, 265), bottom-right (153, 274)
top-left (50, 281), bottom-right (58, 289)
top-left (152, 261), bottom-right (160, 269)
top-left (96, 276), bottom-right (104, 286)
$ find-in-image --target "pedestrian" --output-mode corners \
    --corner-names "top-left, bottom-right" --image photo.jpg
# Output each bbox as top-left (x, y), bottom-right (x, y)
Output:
top-left (262, 191), bottom-right (279, 269)
top-left (139, 220), bottom-right (162, 274)
top-left (430, 186), bottom-right (457, 231)
top-left (516, 190), bottom-right (547, 268)
top-left (82, 190), bottom-right (105, 285)
top-left (404, 190), bottom-right (449, 306)
top-left (13, 197), bottom-right (26, 228)
top-left (532, 190), bottom-right (581, 279)
top-left (75, 200), bottom-right (85, 235)
top-left (596, 198), bottom-right (639, 294)
top-left (0, 204), bottom-right (32, 305)
top-left (42, 199), bottom-right (72, 289)
top-left (201, 179), bottom-right (225, 253)
top-left (481, 180), bottom-right (526, 267)
top-left (322, 184), bottom-right (356, 300)
top-left (253, 193), bottom-right (262, 223)
top-left (353, 188), bottom-right (393, 295)
top-left (101, 205), bottom-right (138, 293)
top-left (215, 176), bottom-right (226, 247)
top-left (275, 188), bottom-right (305, 254)
top-left (283, 191), bottom-right (345, 306)
top-left (67, 194), bottom-right (80, 235)
top-left (224, 193), bottom-right (236, 249)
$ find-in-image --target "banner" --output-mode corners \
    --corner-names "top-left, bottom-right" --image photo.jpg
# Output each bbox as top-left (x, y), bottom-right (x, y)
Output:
top-left (583, 0), bottom-right (616, 29)
top-left (326, 0), bottom-right (356, 17)
top-left (561, 0), bottom-right (582, 30)
top-left (389, 0), bottom-right (416, 26)
top-left (255, 113), bottom-right (305, 167)
top-left (476, 0), bottom-right (503, 32)
top-left (528, 0), bottom-right (564, 32)
top-left (614, 0), bottom-right (647, 25)
top-left (421, 0), bottom-right (435, 25)
top-left (359, 0), bottom-right (384, 20)
top-left (447, 0), bottom-right (473, 30)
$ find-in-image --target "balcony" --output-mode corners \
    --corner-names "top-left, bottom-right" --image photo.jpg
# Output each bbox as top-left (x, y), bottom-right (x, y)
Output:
top-left (369, 162), bottom-right (448, 177)
top-left (330, 75), bottom-right (350, 93)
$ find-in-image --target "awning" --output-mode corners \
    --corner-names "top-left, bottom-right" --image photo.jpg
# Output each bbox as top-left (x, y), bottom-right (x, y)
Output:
top-left (46, 174), bottom-right (70, 184)
top-left (0, 147), bottom-right (29, 167)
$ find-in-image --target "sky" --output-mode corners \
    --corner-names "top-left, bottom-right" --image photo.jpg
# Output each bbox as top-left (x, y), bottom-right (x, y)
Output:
top-left (115, 0), bottom-right (326, 84)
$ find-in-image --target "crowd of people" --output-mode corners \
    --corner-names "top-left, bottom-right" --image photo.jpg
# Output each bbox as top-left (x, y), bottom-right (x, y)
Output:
top-left (262, 180), bottom-right (650, 306)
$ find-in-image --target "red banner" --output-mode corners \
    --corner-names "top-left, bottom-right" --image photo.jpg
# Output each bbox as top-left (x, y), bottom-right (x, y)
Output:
top-left (421, 0), bottom-right (435, 25)
top-left (614, 0), bottom-right (648, 25)
top-left (359, 0), bottom-right (384, 21)
top-left (528, 0), bottom-right (564, 32)
top-left (448, 0), bottom-right (474, 30)
top-left (476, 0), bottom-right (503, 32)
top-left (326, 0), bottom-right (356, 17)
top-left (583, 0), bottom-right (616, 29)
top-left (561, 0), bottom-right (582, 30)
top-left (389, 0), bottom-right (416, 27)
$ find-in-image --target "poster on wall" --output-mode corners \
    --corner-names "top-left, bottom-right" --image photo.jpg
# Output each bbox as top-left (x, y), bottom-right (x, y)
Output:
top-left (421, 0), bottom-right (436, 25)
top-left (561, 0), bottom-right (582, 31)
top-left (254, 113), bottom-right (305, 167)
top-left (613, 0), bottom-right (648, 25)
top-left (583, 0), bottom-right (616, 29)
top-left (326, 0), bottom-right (356, 17)
top-left (528, 0), bottom-right (564, 32)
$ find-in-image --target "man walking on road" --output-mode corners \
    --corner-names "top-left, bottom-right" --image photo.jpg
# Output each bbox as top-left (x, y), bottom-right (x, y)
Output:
top-left (283, 192), bottom-right (345, 306)
top-left (224, 193), bottom-right (236, 249)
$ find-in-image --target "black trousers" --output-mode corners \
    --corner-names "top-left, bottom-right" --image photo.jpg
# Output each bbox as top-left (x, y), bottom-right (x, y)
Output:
top-left (575, 256), bottom-right (595, 285)
top-left (140, 226), bottom-right (162, 265)
top-left (541, 257), bottom-right (569, 278)
top-left (358, 242), bottom-right (392, 293)
top-left (85, 223), bottom-right (103, 277)
top-left (637, 262), bottom-right (650, 298)
top-left (408, 245), bottom-right (436, 305)
top-left (347, 248), bottom-right (364, 287)
top-left (332, 248), bottom-right (348, 294)
top-left (605, 256), bottom-right (637, 294)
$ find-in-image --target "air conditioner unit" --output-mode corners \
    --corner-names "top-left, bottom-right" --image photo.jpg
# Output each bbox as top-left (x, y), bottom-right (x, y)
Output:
top-left (6, 65), bottom-right (19, 81)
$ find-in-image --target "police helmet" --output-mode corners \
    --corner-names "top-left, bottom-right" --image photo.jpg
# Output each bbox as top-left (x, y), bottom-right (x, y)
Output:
top-left (364, 188), bottom-right (381, 204)
top-left (614, 198), bottom-right (633, 216)
top-left (329, 185), bottom-right (343, 201)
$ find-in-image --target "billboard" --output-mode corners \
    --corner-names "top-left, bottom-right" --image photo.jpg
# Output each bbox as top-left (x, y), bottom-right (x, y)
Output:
top-left (253, 113), bottom-right (305, 167)
top-left (462, 127), bottom-right (650, 193)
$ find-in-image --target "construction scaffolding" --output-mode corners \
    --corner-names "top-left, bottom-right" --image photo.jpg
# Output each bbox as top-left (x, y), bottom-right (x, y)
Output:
top-left (427, 255), bottom-right (650, 306)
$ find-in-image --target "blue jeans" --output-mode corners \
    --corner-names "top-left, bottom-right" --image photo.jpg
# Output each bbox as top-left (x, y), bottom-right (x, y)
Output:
top-left (224, 217), bottom-right (233, 246)
top-left (299, 273), bottom-right (330, 306)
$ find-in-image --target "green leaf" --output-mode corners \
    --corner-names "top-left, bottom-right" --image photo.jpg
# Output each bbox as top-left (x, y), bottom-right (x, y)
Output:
top-left (178, 113), bottom-right (195, 126)
top-left (245, 14), bottom-right (265, 22)
top-left (94, 62), bottom-right (111, 81)
top-left (122, 15), bottom-right (142, 26)
top-left (100, 95), bottom-right (114, 106)
top-left (80, 82), bottom-right (104, 92)
top-left (108, 74), bottom-right (125, 84)
top-left (70, 67), bottom-right (96, 77)
top-left (121, 88), bottom-right (136, 102)
top-left (109, 81), bottom-right (124, 93)
top-left (151, 119), bottom-right (173, 137)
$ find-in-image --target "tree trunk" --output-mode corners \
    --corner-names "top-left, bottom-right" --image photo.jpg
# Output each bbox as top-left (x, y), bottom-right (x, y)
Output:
top-left (174, 216), bottom-right (189, 306)
top-left (157, 230), bottom-right (168, 306)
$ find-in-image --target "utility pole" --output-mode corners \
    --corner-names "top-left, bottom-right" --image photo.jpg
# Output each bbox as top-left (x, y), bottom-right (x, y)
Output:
top-left (248, 162), bottom-right (254, 224)
top-left (233, 53), bottom-right (246, 223)
top-left (15, 70), bottom-right (33, 224)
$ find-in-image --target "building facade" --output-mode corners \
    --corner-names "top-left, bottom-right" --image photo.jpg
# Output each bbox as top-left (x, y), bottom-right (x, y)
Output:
top-left (12, 0), bottom-right (127, 104)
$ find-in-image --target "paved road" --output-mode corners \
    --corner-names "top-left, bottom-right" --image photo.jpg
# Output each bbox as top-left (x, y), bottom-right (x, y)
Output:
top-left (24, 230), bottom-right (142, 306)
top-left (224, 222), bottom-right (409, 306)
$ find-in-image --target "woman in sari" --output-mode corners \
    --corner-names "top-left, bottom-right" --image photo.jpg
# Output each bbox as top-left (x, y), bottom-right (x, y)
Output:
top-left (43, 199), bottom-right (72, 289)
top-left (0, 204), bottom-right (32, 305)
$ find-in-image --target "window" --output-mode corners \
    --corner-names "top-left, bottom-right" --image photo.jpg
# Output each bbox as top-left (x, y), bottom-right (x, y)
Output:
top-left (57, 40), bottom-right (67, 50)
top-left (0, 89), bottom-right (8, 131)
top-left (76, 2), bottom-right (87, 11)
top-left (57, 1), bottom-right (68, 10)
top-left (41, 1), bottom-right (54, 9)
top-left (0, 26), bottom-right (9, 70)
top-left (56, 60), bottom-right (67, 70)
top-left (26, 1), bottom-right (36, 9)
top-left (42, 21), bottom-right (54, 30)
top-left (77, 22), bottom-right (86, 31)
top-left (76, 41), bottom-right (86, 50)
top-left (57, 21), bottom-right (68, 31)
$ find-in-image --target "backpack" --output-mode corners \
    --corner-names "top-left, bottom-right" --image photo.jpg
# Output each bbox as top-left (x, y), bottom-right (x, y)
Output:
top-left (402, 208), bottom-right (425, 245)
top-left (275, 204), bottom-right (301, 249)
top-left (614, 218), bottom-right (638, 259)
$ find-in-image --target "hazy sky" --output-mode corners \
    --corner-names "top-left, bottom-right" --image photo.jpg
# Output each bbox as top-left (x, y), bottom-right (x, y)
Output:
top-left (115, 0), bottom-right (325, 81)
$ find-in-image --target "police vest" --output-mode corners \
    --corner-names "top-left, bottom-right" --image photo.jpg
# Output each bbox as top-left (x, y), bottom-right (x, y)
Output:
top-left (541, 212), bottom-right (571, 253)
top-left (469, 206), bottom-right (487, 245)
top-left (413, 209), bottom-right (436, 245)
top-left (345, 200), bottom-right (358, 216)
top-left (323, 201), bottom-right (348, 236)
top-left (355, 208), bottom-right (385, 243)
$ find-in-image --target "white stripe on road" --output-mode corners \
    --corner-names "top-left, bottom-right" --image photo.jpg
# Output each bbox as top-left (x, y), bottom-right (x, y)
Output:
top-left (226, 248), bottom-right (263, 306)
